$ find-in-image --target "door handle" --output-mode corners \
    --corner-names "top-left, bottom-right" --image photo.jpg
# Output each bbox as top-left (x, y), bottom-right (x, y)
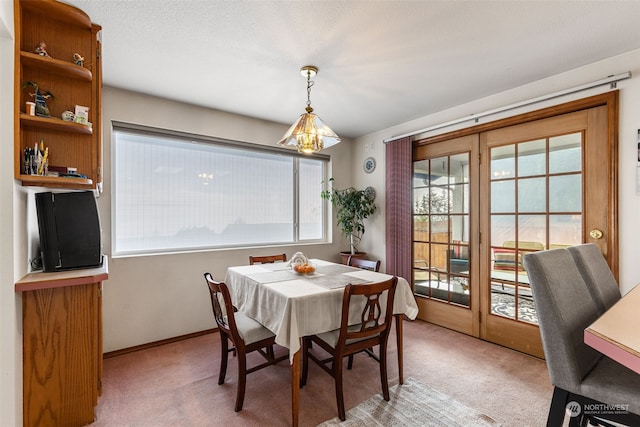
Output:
top-left (589, 229), bottom-right (603, 239)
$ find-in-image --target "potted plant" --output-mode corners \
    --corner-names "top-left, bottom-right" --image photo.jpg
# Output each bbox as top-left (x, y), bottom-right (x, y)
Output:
top-left (321, 178), bottom-right (377, 262)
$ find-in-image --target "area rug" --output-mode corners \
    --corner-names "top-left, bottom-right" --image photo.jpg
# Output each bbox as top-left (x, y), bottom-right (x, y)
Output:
top-left (316, 377), bottom-right (501, 426)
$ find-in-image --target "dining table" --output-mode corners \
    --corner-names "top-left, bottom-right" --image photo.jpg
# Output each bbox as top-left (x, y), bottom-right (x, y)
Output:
top-left (584, 283), bottom-right (640, 375)
top-left (224, 258), bottom-right (419, 426)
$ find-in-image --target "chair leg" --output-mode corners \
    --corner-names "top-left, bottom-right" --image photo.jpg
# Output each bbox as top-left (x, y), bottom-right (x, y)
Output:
top-left (234, 351), bottom-right (247, 412)
top-left (301, 337), bottom-right (309, 387)
top-left (547, 387), bottom-right (569, 427)
top-left (267, 345), bottom-right (275, 360)
top-left (218, 334), bottom-right (229, 385)
top-left (347, 354), bottom-right (354, 370)
top-left (568, 416), bottom-right (582, 427)
top-left (379, 341), bottom-right (390, 401)
top-left (334, 356), bottom-right (346, 421)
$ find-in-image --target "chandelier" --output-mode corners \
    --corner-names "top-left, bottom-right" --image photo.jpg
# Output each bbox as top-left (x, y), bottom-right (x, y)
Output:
top-left (277, 65), bottom-right (341, 154)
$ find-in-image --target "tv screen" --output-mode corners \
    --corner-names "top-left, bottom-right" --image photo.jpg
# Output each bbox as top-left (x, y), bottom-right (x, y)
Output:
top-left (35, 191), bottom-right (103, 272)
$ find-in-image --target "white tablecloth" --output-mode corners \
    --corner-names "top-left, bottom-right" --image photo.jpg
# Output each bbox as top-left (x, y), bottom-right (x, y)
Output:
top-left (224, 259), bottom-right (419, 362)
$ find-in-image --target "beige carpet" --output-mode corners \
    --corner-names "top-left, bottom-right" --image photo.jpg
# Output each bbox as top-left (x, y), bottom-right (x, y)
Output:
top-left (317, 378), bottom-right (500, 426)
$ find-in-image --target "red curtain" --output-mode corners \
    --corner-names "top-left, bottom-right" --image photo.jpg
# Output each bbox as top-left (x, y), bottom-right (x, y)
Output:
top-left (385, 137), bottom-right (412, 283)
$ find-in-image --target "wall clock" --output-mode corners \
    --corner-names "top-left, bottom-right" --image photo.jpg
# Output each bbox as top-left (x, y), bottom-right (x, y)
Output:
top-left (363, 157), bottom-right (376, 173)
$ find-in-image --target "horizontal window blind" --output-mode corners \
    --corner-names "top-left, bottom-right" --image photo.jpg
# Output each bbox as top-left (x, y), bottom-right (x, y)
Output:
top-left (112, 123), bottom-right (328, 256)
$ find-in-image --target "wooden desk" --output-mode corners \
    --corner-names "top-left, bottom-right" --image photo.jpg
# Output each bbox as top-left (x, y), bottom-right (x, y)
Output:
top-left (225, 259), bottom-right (418, 426)
top-left (16, 258), bottom-right (108, 427)
top-left (584, 284), bottom-right (640, 375)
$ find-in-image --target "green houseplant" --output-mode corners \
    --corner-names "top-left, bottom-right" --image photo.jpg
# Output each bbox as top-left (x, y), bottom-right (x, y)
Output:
top-left (321, 178), bottom-right (377, 257)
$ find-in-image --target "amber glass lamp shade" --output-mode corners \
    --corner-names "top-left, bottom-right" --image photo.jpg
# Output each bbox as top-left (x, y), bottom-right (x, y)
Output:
top-left (278, 108), bottom-right (341, 154)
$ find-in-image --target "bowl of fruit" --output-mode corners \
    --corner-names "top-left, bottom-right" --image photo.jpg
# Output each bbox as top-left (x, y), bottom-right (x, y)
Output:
top-left (292, 262), bottom-right (316, 275)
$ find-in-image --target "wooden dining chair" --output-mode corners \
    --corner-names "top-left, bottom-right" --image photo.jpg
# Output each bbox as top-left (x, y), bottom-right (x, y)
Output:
top-left (248, 253), bottom-right (287, 265)
top-left (203, 273), bottom-right (288, 412)
top-left (347, 256), bottom-right (381, 272)
top-left (301, 277), bottom-right (398, 421)
top-left (347, 256), bottom-right (383, 362)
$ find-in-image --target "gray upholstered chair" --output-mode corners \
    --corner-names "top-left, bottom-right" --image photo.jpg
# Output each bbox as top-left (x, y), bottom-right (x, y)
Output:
top-left (523, 249), bottom-right (640, 426)
top-left (567, 243), bottom-right (621, 315)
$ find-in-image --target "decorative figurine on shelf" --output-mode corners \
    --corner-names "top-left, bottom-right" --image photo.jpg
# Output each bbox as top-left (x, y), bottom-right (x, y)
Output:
top-left (35, 41), bottom-right (50, 57)
top-left (24, 81), bottom-right (54, 117)
top-left (73, 53), bottom-right (85, 66)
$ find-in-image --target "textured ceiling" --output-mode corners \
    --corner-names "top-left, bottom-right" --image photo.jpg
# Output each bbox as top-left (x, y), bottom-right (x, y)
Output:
top-left (65, 0), bottom-right (640, 139)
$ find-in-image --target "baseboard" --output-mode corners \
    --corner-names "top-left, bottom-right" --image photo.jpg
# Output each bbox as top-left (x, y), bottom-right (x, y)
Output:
top-left (104, 328), bottom-right (217, 359)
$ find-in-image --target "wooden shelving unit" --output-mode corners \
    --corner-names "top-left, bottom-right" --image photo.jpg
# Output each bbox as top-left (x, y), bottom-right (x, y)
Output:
top-left (14, 0), bottom-right (102, 190)
top-left (13, 1), bottom-right (106, 425)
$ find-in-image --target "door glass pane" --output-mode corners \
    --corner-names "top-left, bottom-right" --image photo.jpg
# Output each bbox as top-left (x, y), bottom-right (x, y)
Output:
top-left (431, 157), bottom-right (448, 181)
top-left (549, 174), bottom-right (581, 212)
top-left (491, 180), bottom-right (515, 212)
top-left (491, 145), bottom-right (515, 178)
top-left (413, 188), bottom-right (430, 214)
top-left (491, 283), bottom-right (516, 319)
top-left (431, 209), bottom-right (449, 240)
top-left (517, 215), bottom-right (547, 246)
top-left (449, 239), bottom-right (470, 275)
top-left (450, 184), bottom-right (468, 213)
top-left (451, 153), bottom-right (469, 183)
top-left (414, 215), bottom-right (429, 235)
top-left (518, 139), bottom-right (546, 177)
top-left (549, 214), bottom-right (582, 247)
top-left (549, 133), bottom-right (582, 174)
top-left (518, 177), bottom-right (546, 212)
top-left (414, 242), bottom-right (435, 298)
top-left (430, 242), bottom-right (448, 271)
top-left (429, 186), bottom-right (450, 215)
top-left (518, 287), bottom-right (538, 324)
top-left (490, 215), bottom-right (515, 246)
top-left (414, 159), bottom-right (429, 177)
top-left (451, 215), bottom-right (469, 242)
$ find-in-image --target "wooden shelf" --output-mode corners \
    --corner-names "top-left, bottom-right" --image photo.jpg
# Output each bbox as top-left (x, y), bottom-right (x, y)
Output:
top-left (18, 174), bottom-right (93, 189)
top-left (20, 113), bottom-right (92, 134)
top-left (21, 51), bottom-right (92, 81)
top-left (21, 0), bottom-right (92, 29)
top-left (15, 257), bottom-right (108, 292)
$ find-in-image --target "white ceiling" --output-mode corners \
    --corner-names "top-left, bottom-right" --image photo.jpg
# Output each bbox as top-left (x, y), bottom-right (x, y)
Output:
top-left (65, 0), bottom-right (640, 139)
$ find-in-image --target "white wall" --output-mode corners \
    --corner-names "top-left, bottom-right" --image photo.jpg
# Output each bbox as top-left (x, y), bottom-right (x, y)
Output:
top-left (353, 48), bottom-right (640, 296)
top-left (0, 1), bottom-right (22, 426)
top-left (99, 88), bottom-right (353, 351)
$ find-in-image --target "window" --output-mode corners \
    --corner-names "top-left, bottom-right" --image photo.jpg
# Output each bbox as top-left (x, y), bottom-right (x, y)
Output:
top-left (112, 122), bottom-right (328, 256)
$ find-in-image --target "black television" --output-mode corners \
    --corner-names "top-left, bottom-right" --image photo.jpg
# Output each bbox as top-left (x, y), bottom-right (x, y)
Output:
top-left (35, 190), bottom-right (103, 272)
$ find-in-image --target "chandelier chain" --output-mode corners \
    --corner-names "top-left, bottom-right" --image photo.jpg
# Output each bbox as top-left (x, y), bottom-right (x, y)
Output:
top-left (306, 72), bottom-right (315, 109)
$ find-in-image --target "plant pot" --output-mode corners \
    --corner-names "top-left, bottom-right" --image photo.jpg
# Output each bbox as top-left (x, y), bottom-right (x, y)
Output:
top-left (340, 251), bottom-right (367, 265)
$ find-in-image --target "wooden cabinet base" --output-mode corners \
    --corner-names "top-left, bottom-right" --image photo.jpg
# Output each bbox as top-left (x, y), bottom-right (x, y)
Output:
top-left (22, 283), bottom-right (99, 426)
top-left (16, 260), bottom-right (108, 427)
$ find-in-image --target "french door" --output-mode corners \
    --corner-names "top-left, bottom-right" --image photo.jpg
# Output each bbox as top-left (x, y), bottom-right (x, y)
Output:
top-left (413, 135), bottom-right (480, 337)
top-left (412, 94), bottom-right (617, 357)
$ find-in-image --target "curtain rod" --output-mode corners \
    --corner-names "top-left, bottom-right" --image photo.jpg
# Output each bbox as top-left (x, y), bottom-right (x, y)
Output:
top-left (384, 71), bottom-right (632, 143)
